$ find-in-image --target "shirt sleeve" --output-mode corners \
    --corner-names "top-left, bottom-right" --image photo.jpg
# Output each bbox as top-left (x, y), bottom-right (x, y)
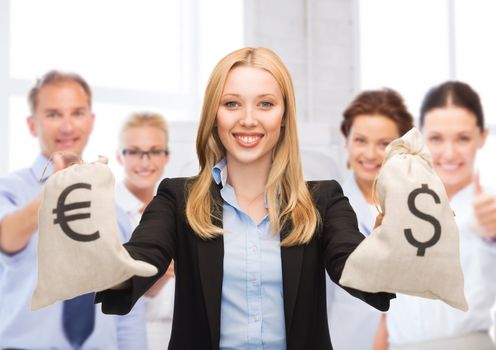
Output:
top-left (110, 203), bottom-right (149, 348)
top-left (96, 178), bottom-right (178, 315)
top-left (115, 206), bottom-right (133, 243)
top-left (0, 176), bottom-right (22, 223)
top-left (0, 174), bottom-right (38, 261)
top-left (317, 180), bottom-right (395, 312)
top-left (116, 298), bottom-right (148, 350)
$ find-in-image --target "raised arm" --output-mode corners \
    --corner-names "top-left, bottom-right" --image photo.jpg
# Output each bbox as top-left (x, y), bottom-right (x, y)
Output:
top-left (0, 195), bottom-right (41, 253)
top-left (0, 154), bottom-right (77, 254)
top-left (96, 178), bottom-right (179, 315)
top-left (318, 180), bottom-right (395, 311)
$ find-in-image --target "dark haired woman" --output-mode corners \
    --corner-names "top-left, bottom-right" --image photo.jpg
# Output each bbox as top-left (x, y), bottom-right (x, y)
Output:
top-left (327, 88), bottom-right (414, 350)
top-left (382, 81), bottom-right (496, 349)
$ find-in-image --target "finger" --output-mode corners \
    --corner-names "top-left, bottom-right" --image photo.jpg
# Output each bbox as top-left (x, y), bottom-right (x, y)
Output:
top-left (51, 153), bottom-right (66, 171)
top-left (475, 206), bottom-right (496, 220)
top-left (473, 195), bottom-right (496, 212)
top-left (61, 152), bottom-right (81, 166)
top-left (478, 226), bottom-right (496, 239)
top-left (373, 213), bottom-right (384, 229)
top-left (476, 215), bottom-right (496, 228)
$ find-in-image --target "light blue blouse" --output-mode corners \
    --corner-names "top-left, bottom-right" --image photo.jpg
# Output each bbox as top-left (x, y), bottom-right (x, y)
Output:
top-left (213, 158), bottom-right (286, 350)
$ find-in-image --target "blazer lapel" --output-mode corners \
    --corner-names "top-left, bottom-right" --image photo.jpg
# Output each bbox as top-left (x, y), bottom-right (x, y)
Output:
top-left (197, 183), bottom-right (224, 350)
top-left (280, 222), bottom-right (304, 337)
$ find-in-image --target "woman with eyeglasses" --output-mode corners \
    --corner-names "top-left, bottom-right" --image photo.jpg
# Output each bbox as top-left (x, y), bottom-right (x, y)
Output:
top-left (116, 112), bottom-right (174, 350)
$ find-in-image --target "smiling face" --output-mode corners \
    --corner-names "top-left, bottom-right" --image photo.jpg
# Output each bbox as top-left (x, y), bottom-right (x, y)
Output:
top-left (117, 125), bottom-right (169, 193)
top-left (346, 114), bottom-right (400, 189)
top-left (422, 105), bottom-right (487, 197)
top-left (27, 81), bottom-right (94, 158)
top-left (215, 65), bottom-right (285, 171)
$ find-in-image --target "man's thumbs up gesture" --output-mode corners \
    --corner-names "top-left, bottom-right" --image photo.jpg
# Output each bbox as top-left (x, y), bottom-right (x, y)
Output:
top-left (473, 172), bottom-right (496, 240)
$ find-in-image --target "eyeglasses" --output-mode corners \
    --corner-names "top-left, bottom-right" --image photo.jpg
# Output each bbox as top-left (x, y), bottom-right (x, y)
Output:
top-left (121, 148), bottom-right (169, 160)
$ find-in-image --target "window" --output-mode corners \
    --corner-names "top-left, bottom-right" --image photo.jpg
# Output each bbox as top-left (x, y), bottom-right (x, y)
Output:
top-left (358, 0), bottom-right (496, 185)
top-left (0, 0), bottom-right (243, 175)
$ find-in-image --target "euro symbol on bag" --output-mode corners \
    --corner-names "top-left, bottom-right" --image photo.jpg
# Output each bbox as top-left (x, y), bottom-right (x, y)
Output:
top-left (403, 184), bottom-right (441, 257)
top-left (52, 182), bottom-right (100, 242)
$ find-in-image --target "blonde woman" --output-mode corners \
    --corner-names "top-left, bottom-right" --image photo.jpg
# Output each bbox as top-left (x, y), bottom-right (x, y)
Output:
top-left (116, 112), bottom-right (174, 350)
top-left (97, 47), bottom-right (394, 349)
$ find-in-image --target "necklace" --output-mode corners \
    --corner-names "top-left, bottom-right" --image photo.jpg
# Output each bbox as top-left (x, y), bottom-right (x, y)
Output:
top-left (236, 191), bottom-right (267, 217)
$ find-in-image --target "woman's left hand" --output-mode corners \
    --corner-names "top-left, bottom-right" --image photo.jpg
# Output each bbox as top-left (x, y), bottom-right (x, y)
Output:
top-left (374, 213), bottom-right (384, 230)
top-left (473, 175), bottom-right (496, 240)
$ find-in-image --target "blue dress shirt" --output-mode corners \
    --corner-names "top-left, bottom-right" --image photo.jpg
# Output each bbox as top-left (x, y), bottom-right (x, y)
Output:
top-left (0, 155), bottom-right (147, 349)
top-left (213, 159), bottom-right (286, 350)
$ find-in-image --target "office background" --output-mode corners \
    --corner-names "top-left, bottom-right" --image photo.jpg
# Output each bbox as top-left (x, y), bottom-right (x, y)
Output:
top-left (0, 0), bottom-right (494, 183)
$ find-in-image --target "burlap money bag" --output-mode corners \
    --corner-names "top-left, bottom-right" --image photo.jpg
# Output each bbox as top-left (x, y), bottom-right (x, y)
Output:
top-left (339, 128), bottom-right (468, 311)
top-left (32, 157), bottom-right (157, 310)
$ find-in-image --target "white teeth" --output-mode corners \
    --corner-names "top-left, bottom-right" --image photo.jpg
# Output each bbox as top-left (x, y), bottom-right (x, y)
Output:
top-left (360, 162), bottom-right (378, 170)
top-left (238, 135), bottom-right (259, 144)
top-left (438, 163), bottom-right (459, 171)
top-left (57, 139), bottom-right (75, 145)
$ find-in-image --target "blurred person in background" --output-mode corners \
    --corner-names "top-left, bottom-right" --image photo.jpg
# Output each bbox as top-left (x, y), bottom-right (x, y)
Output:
top-left (116, 112), bottom-right (175, 349)
top-left (380, 81), bottom-right (496, 350)
top-left (0, 70), bottom-right (147, 349)
top-left (327, 88), bottom-right (414, 350)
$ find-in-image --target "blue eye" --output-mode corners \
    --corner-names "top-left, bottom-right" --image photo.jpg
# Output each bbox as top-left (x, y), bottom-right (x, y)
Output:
top-left (224, 101), bottom-right (239, 108)
top-left (259, 101), bottom-right (273, 108)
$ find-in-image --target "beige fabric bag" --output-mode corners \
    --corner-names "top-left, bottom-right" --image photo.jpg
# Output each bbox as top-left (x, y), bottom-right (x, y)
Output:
top-left (32, 157), bottom-right (157, 310)
top-left (339, 128), bottom-right (468, 311)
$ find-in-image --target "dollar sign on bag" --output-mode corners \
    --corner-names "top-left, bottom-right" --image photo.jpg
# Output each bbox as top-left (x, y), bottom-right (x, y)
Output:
top-left (403, 184), bottom-right (441, 256)
top-left (53, 182), bottom-right (100, 242)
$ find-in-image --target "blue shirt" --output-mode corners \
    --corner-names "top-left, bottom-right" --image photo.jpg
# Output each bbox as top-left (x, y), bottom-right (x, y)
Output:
top-left (326, 175), bottom-right (382, 350)
top-left (0, 155), bottom-right (147, 350)
top-left (213, 159), bottom-right (286, 350)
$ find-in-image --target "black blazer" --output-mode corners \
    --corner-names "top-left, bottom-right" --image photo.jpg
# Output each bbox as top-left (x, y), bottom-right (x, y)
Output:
top-left (96, 178), bottom-right (394, 350)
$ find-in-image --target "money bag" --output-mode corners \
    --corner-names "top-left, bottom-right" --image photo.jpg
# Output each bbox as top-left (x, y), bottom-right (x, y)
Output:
top-left (32, 156), bottom-right (157, 310)
top-left (339, 128), bottom-right (468, 311)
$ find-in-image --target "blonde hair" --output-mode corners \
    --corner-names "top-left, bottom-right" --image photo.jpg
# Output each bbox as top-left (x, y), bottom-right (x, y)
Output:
top-left (186, 47), bottom-right (319, 246)
top-left (119, 112), bottom-right (169, 151)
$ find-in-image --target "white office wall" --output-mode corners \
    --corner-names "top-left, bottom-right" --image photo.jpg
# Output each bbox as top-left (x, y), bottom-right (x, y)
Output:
top-left (358, 0), bottom-right (496, 186)
top-left (0, 0), bottom-right (244, 178)
top-left (243, 0), bottom-right (357, 180)
top-left (2, 1), bottom-right (494, 183)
